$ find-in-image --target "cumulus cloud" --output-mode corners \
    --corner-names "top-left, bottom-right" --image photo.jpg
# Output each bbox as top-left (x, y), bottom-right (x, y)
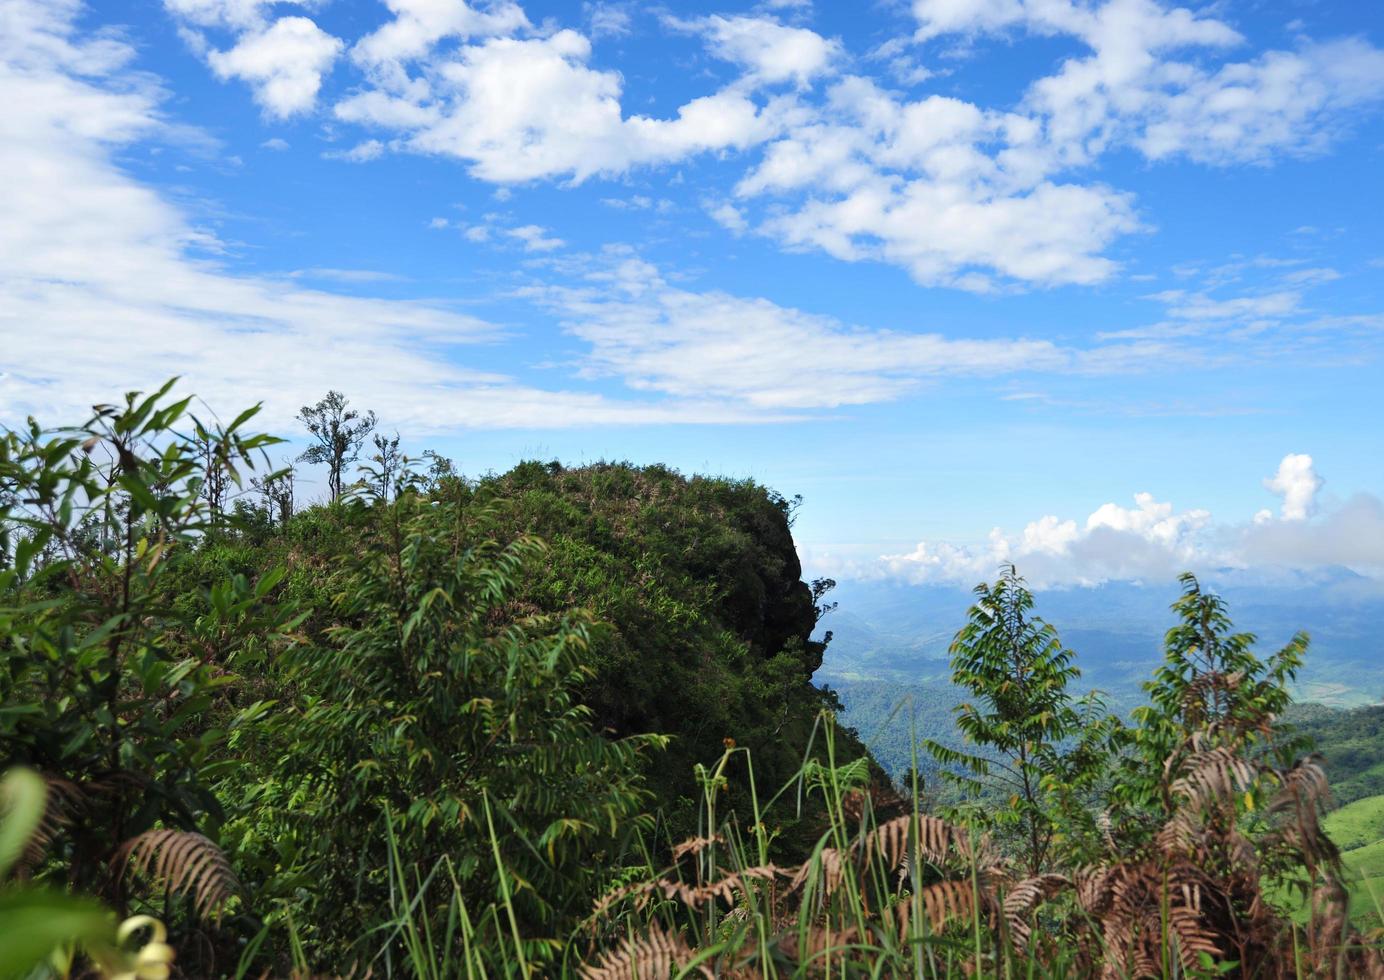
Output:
top-left (691, 15), bottom-right (840, 87)
top-left (720, 0), bottom-right (1384, 289)
top-left (881, 491), bottom-right (1212, 587)
top-left (911, 0), bottom-right (1384, 169)
top-left (153, 0), bottom-right (1384, 290)
top-left (733, 76), bottom-right (1140, 289)
top-left (1138, 39), bottom-right (1384, 165)
top-left (334, 28), bottom-right (781, 182)
top-left (166, 0), bottom-right (343, 117)
top-left (506, 224), bottom-right (564, 252)
top-left (0, 0), bottom-right (757, 434)
top-left (351, 0), bottom-right (530, 69)
top-left (872, 454), bottom-right (1380, 587)
top-left (1263, 454), bottom-right (1323, 521)
top-left (208, 17), bottom-right (343, 118)
top-left (583, 3), bottom-right (632, 40)
top-left (1241, 494), bottom-right (1384, 572)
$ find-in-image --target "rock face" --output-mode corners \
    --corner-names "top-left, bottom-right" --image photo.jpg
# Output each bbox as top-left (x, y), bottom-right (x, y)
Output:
top-left (481, 460), bottom-right (860, 825)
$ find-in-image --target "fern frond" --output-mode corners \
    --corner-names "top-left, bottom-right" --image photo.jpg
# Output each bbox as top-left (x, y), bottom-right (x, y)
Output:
top-left (115, 829), bottom-right (240, 920)
top-left (579, 922), bottom-right (709, 980)
top-left (1003, 874), bottom-right (1070, 951)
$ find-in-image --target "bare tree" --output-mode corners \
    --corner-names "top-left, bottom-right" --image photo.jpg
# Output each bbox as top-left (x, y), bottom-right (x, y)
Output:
top-left (296, 392), bottom-right (376, 500)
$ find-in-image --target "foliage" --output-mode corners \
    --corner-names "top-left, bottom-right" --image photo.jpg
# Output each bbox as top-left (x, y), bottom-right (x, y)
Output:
top-left (367, 430), bottom-right (402, 502)
top-left (295, 390), bottom-right (375, 500)
top-left (1291, 702), bottom-right (1384, 808)
top-left (924, 564), bottom-right (1122, 873)
top-left (0, 767), bottom-right (179, 980)
top-left (1112, 572), bottom-right (1310, 847)
top-left (223, 485), bottom-right (667, 969)
top-left (0, 382), bottom-right (291, 924)
top-left (468, 460), bottom-right (872, 839)
top-left (4, 381), bottom-right (1382, 977)
top-left (580, 581), bottom-right (1380, 980)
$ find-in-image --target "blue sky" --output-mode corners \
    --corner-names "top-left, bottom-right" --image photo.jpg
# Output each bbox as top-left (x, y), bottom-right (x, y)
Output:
top-left (3, 0), bottom-right (1383, 585)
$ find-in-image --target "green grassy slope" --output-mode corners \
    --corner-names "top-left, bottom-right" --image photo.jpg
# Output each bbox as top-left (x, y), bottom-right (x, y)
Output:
top-left (1325, 795), bottom-right (1384, 851)
top-left (1322, 795), bottom-right (1384, 926)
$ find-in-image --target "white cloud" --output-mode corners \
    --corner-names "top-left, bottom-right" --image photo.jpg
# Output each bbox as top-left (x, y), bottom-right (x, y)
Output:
top-left (166, 1), bottom-right (343, 118)
top-left (1154, 289), bottom-right (1302, 322)
top-left (583, 2), bottom-right (632, 40)
top-left (873, 454), bottom-right (1380, 587)
top-left (708, 201), bottom-right (747, 232)
top-left (1139, 40), bottom-right (1384, 165)
top-left (694, 15), bottom-right (840, 87)
top-left (324, 138), bottom-right (385, 162)
top-left (153, 0), bottom-right (1384, 292)
top-left (335, 29), bottom-right (780, 182)
top-left (714, 0), bottom-right (1384, 289)
top-left (260, 136), bottom-right (289, 150)
top-left (1241, 494), bottom-right (1384, 572)
top-left (0, 0), bottom-right (759, 435)
top-left (734, 76), bottom-right (1140, 289)
top-left (351, 0), bottom-right (529, 69)
top-left (507, 224), bottom-right (564, 252)
top-left (523, 255), bottom-right (1129, 409)
top-left (1086, 491), bottom-right (1210, 546)
top-left (911, 0), bottom-right (1384, 170)
top-left (163, 0), bottom-right (295, 30)
top-left (1263, 453), bottom-right (1322, 521)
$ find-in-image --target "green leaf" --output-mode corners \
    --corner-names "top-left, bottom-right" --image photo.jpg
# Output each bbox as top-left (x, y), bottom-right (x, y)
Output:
top-left (0, 888), bottom-right (114, 977)
top-left (0, 769), bottom-right (45, 878)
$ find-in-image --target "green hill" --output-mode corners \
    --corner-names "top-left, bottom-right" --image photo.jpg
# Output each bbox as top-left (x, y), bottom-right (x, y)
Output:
top-left (1325, 794), bottom-right (1384, 852)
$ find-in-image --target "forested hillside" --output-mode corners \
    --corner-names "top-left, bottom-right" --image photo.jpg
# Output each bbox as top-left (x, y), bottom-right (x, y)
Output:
top-left (2, 385), bottom-right (1382, 978)
top-left (824, 576), bottom-right (1384, 782)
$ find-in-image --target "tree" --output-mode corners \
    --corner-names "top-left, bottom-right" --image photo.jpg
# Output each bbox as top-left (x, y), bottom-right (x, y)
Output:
top-left (365, 431), bottom-right (401, 502)
top-left (250, 461), bottom-right (295, 528)
top-left (925, 564), bottom-right (1118, 874)
top-left (295, 391), bottom-right (375, 500)
top-left (420, 449), bottom-right (457, 493)
top-left (1111, 573), bottom-right (1309, 842)
top-left (0, 382), bottom-right (294, 926)
top-left (225, 490), bottom-right (665, 967)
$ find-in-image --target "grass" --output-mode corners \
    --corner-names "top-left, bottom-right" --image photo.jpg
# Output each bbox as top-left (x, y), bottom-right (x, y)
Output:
top-left (351, 725), bottom-right (1384, 978)
top-left (1340, 839), bottom-right (1384, 929)
top-left (1324, 794), bottom-right (1384, 852)
top-left (1318, 793), bottom-right (1384, 927)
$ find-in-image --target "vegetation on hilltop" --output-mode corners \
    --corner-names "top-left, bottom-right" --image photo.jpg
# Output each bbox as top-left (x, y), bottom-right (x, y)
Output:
top-left (2, 382), bottom-right (1382, 977)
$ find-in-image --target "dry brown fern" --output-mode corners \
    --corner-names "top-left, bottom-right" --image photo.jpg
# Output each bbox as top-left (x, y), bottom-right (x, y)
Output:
top-left (1002, 874), bottom-right (1071, 952)
top-left (1169, 746), bottom-right (1257, 811)
top-left (671, 835), bottom-right (724, 862)
top-left (114, 829), bottom-right (240, 920)
top-left (11, 775), bottom-right (86, 876)
top-left (579, 922), bottom-right (710, 980)
top-left (889, 878), bottom-right (984, 937)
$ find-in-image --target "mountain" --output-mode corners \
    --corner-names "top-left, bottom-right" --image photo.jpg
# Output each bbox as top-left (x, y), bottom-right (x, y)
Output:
top-left (815, 569), bottom-right (1384, 778)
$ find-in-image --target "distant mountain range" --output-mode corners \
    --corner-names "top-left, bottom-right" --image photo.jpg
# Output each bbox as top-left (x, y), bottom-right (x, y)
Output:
top-left (814, 568), bottom-right (1384, 777)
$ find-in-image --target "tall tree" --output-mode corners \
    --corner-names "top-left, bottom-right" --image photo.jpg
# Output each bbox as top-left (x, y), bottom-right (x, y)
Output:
top-left (925, 564), bottom-right (1118, 874)
top-left (367, 431), bottom-right (401, 502)
top-left (295, 391), bottom-right (375, 500)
